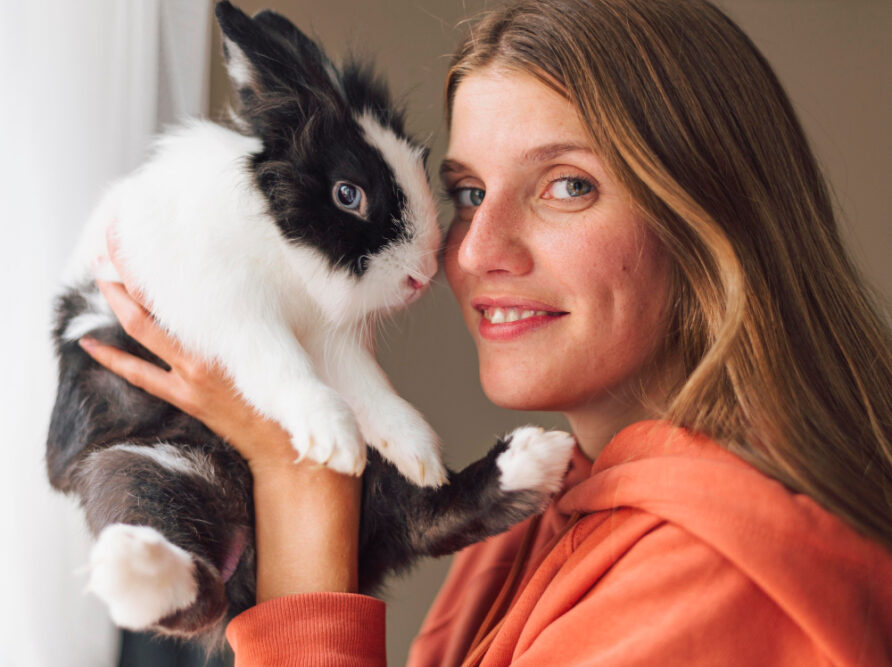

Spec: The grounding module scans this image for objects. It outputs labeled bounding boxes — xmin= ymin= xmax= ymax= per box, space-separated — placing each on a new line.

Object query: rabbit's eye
xmin=333 ymin=181 xmax=368 ymax=218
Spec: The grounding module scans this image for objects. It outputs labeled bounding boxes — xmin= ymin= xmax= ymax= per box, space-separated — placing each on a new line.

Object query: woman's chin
xmin=479 ymin=371 xmax=566 ymax=413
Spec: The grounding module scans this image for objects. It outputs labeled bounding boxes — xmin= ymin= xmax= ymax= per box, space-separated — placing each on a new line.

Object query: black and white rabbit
xmin=46 ymin=0 xmax=575 ymax=643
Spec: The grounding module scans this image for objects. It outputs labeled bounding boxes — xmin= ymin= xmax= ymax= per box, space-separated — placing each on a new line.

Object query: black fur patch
xmin=217 ymin=1 xmax=416 ymax=276
xmin=248 ymin=111 xmax=411 ymax=276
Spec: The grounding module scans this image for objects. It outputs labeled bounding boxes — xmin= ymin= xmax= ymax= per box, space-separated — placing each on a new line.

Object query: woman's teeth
xmin=483 ymin=307 xmax=551 ymax=324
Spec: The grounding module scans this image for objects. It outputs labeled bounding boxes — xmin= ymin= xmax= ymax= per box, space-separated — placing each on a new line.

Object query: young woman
xmin=81 ymin=0 xmax=892 ymax=664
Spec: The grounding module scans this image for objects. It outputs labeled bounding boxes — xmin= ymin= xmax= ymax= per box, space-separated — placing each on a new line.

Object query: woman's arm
xmin=81 ymin=244 xmax=362 ymax=602
xmin=249 ymin=450 xmax=360 ymax=600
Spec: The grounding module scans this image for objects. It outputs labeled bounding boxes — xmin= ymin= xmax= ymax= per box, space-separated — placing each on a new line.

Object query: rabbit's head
xmin=216 ymin=1 xmax=441 ymax=326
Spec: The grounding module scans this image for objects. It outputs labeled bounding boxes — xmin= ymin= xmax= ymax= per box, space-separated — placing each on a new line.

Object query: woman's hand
xmin=79 ymin=228 xmax=361 ymax=599
xmin=81 ymin=278 xmax=298 ymax=471
xmin=81 ymin=232 xmax=294 ymax=471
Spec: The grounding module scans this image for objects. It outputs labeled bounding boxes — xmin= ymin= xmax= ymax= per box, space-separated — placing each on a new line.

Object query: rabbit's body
xmin=46 ymin=1 xmax=576 ymax=645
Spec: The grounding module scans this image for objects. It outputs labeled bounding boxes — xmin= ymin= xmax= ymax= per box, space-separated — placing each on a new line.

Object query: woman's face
xmin=442 ymin=68 xmax=673 ymax=421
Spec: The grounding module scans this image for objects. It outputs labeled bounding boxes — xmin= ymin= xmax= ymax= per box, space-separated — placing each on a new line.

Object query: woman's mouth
xmin=473 ymin=299 xmax=568 ymax=341
xmin=481 ymin=307 xmax=557 ymax=323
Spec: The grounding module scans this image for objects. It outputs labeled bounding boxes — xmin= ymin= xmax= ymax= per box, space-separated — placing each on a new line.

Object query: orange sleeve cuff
xmin=226 ymin=592 xmax=386 ymax=667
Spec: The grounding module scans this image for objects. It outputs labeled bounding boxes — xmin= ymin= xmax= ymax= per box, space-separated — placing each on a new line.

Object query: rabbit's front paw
xmin=287 ymin=387 xmax=366 ymax=476
xmin=358 ymin=398 xmax=446 ymax=487
xmin=497 ymin=427 xmax=576 ymax=496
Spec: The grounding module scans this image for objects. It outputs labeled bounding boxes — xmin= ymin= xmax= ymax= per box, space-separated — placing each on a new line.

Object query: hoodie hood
xmin=557 ymin=421 xmax=892 ymax=666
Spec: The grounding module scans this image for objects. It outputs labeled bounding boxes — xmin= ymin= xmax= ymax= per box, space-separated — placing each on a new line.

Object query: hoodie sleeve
xmin=225 ymin=592 xmax=386 ymax=666
xmin=506 ymin=521 xmax=826 ymax=667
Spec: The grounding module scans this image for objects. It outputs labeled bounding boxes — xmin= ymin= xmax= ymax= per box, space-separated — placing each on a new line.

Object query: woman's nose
xmin=456 ymin=194 xmax=533 ymax=277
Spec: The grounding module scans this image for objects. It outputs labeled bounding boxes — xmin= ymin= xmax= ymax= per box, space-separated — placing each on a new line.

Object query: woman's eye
xmin=544 ymin=177 xmax=594 ymax=200
xmin=333 ymin=181 xmax=368 ymax=218
xmin=452 ymin=187 xmax=485 ymax=208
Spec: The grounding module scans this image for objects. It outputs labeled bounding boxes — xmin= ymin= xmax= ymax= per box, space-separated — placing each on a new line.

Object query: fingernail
xmin=91 ymin=255 xmax=123 ymax=284
xmin=79 ymin=337 xmax=97 ymax=351
xmin=90 ymin=255 xmax=107 ymax=273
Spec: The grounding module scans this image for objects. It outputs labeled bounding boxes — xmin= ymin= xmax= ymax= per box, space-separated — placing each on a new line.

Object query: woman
xmin=81 ymin=0 xmax=892 ymax=664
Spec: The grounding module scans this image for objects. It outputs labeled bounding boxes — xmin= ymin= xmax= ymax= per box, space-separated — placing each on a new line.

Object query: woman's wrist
xmin=220 ymin=410 xmax=361 ymax=601
xmin=251 ymin=459 xmax=362 ymax=602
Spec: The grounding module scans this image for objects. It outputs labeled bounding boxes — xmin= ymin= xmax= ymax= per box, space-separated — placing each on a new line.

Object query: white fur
xmin=497 ymin=427 xmax=576 ymax=495
xmin=62 ymin=289 xmax=116 ymax=341
xmin=67 ymin=119 xmax=445 ymax=485
xmin=304 ymin=322 xmax=446 ymax=486
xmin=221 ymin=39 xmax=253 ymax=90
xmin=108 ymin=443 xmax=216 ymax=484
xmin=356 ymin=111 xmax=440 ymax=282
xmin=87 ymin=524 xmax=197 ymax=630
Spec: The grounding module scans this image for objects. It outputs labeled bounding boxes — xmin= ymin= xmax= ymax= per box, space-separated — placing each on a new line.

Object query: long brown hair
xmin=446 ymin=0 xmax=892 ymax=549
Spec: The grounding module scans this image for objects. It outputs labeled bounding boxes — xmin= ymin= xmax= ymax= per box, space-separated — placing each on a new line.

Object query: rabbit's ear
xmin=214 ymin=2 xmax=341 ymax=131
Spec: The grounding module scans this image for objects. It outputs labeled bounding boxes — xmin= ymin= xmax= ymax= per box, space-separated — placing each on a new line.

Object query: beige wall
xmin=207 ymin=2 xmax=891 ymax=663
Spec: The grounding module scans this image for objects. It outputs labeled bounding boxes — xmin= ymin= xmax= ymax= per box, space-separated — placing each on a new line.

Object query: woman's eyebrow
xmin=521 ymin=142 xmax=592 ymax=163
xmin=438 ymin=143 xmax=595 ymax=183
xmin=439 ymin=159 xmax=465 ymax=179
xmin=439 ymin=143 xmax=594 ymax=179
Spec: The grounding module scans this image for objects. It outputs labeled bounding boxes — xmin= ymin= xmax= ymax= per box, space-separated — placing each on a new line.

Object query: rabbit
xmin=45 ymin=0 xmax=577 ymax=646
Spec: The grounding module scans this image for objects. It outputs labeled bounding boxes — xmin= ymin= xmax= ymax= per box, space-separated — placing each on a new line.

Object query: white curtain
xmin=0 ymin=2 xmax=211 ymax=665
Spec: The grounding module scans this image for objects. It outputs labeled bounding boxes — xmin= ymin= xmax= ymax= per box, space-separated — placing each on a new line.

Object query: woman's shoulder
xmin=414 ymin=421 xmax=892 ymax=665
xmin=547 ymin=420 xmax=892 ymax=665
xmin=511 ymin=509 xmax=830 ymax=666
xmin=562 ymin=421 xmax=890 ymax=573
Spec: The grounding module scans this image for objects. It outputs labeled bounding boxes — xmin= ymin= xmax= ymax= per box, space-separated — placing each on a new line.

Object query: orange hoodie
xmin=226 ymin=421 xmax=892 ymax=666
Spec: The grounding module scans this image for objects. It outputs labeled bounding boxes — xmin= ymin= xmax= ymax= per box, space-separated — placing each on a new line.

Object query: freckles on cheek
xmin=622 ymin=246 xmax=674 ymax=336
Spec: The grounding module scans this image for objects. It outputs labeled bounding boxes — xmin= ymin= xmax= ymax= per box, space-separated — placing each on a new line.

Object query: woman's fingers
xmin=94 ymin=279 xmax=184 ymax=367
xmin=93 ymin=225 xmax=301 ymax=465
xmin=79 ymin=336 xmax=179 ymax=406
xmin=98 ymin=226 xmax=204 ymax=383
xmin=89 ymin=278 xmax=234 ymax=422
xmin=105 ymin=223 xmax=146 ymax=304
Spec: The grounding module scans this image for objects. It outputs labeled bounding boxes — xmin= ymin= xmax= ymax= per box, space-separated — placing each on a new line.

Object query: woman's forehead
xmin=444 ymin=69 xmax=592 ymax=166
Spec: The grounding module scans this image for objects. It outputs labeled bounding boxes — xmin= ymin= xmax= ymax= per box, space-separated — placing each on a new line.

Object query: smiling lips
xmin=482 ymin=307 xmax=555 ymax=323
xmin=473 ymin=298 xmax=568 ymax=340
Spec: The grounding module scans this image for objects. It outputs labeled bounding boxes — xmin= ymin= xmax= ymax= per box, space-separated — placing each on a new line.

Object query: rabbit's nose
xmin=404 ymin=275 xmax=429 ymax=305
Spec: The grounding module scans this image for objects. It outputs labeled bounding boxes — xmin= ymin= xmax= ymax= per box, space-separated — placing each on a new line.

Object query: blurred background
xmin=0 ymin=1 xmax=889 ymax=665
